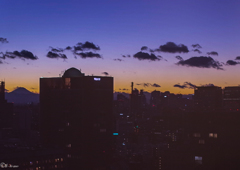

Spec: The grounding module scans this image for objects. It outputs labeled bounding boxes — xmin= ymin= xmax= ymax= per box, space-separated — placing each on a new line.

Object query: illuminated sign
xmin=113 ymin=133 xmax=118 ymax=135
xmin=94 ymin=78 xmax=101 ymax=81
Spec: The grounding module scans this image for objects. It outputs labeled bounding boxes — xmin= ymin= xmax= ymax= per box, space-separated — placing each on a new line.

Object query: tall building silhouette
xmin=194 ymin=86 xmax=222 ymax=111
xmin=40 ymin=68 xmax=114 ymax=169
xmin=223 ymin=86 xmax=240 ymax=111
xmin=0 ymin=81 xmax=13 ymax=129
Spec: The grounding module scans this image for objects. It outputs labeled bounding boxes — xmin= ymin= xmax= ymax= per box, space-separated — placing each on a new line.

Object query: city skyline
xmin=0 ymin=0 xmax=240 ymax=94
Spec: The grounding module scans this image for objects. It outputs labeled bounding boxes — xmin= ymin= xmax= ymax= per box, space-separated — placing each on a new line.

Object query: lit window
xmin=65 ymin=78 xmax=71 ymax=87
xmin=67 ymin=154 xmax=71 ymax=158
xmin=66 ymin=122 xmax=70 ymax=126
xmin=213 ymin=133 xmax=217 ymax=138
xmin=55 ymin=165 xmax=57 ymax=168
xmin=193 ymin=133 xmax=201 ymax=137
xmin=60 ymin=158 xmax=63 ymax=162
xmin=100 ymin=129 xmax=106 ymax=132
xmin=195 ymin=156 xmax=202 ymax=164
xmin=66 ymin=144 xmax=71 ymax=148
xmin=94 ymin=78 xmax=101 ymax=81
xmin=209 ymin=133 xmax=213 ymax=137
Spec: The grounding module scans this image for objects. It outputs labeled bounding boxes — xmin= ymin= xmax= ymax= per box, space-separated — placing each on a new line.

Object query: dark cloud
xmin=226 ymin=60 xmax=239 ymax=66
xmin=141 ymin=46 xmax=148 ymax=51
xmin=173 ymin=82 xmax=196 ymax=89
xmin=176 ymin=56 xmax=223 ymax=70
xmin=201 ymin=83 xmax=215 ymax=87
xmin=102 ymin=72 xmax=109 ymax=76
xmin=46 ymin=51 xmax=67 ymax=59
xmin=173 ymin=84 xmax=186 ymax=89
xmin=122 ymin=54 xmax=131 ymax=58
xmin=74 ymin=52 xmax=102 ymax=59
xmin=114 ymin=58 xmax=123 ymax=62
xmin=152 ymin=83 xmax=161 ymax=87
xmin=49 ymin=46 xmax=64 ymax=53
xmin=0 ymin=37 xmax=8 ymax=43
xmin=122 ymin=88 xmax=129 ymax=91
xmin=65 ymin=46 xmax=72 ymax=50
xmin=207 ymin=51 xmax=218 ymax=56
xmin=75 ymin=41 xmax=100 ymax=51
xmin=235 ymin=56 xmax=240 ymax=60
xmin=137 ymin=83 xmax=161 ymax=88
xmin=176 ymin=56 xmax=183 ymax=61
xmin=192 ymin=44 xmax=202 ymax=48
xmin=158 ymin=42 xmax=189 ymax=53
xmin=0 ymin=60 xmax=2 ymax=64
xmin=133 ymin=52 xmax=161 ymax=61
xmin=193 ymin=49 xmax=202 ymax=54
xmin=4 ymin=50 xmax=38 ymax=60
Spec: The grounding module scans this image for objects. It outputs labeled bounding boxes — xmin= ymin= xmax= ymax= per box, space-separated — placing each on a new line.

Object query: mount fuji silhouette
xmin=5 ymin=87 xmax=39 ymax=104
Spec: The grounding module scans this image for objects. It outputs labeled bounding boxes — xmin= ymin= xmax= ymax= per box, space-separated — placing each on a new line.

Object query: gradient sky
xmin=0 ymin=0 xmax=240 ymax=94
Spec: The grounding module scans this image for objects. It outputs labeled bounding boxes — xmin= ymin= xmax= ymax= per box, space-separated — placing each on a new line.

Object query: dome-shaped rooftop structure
xmin=62 ymin=67 xmax=85 ymax=77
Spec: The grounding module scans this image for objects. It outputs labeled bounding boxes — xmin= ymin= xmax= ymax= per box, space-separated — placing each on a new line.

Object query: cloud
xmin=176 ymin=56 xmax=223 ymax=70
xmin=133 ymin=52 xmax=161 ymax=61
xmin=158 ymin=42 xmax=189 ymax=53
xmin=74 ymin=41 xmax=100 ymax=51
xmin=201 ymin=83 xmax=215 ymax=87
xmin=226 ymin=60 xmax=239 ymax=66
xmin=141 ymin=46 xmax=148 ymax=51
xmin=173 ymin=84 xmax=186 ymax=89
xmin=0 ymin=60 xmax=2 ymax=64
xmin=176 ymin=55 xmax=183 ymax=61
xmin=65 ymin=46 xmax=72 ymax=50
xmin=152 ymin=83 xmax=161 ymax=87
xmin=74 ymin=52 xmax=102 ymax=59
xmin=122 ymin=54 xmax=131 ymax=58
xmin=193 ymin=49 xmax=202 ymax=54
xmin=46 ymin=51 xmax=67 ymax=59
xmin=235 ymin=56 xmax=240 ymax=60
xmin=137 ymin=83 xmax=161 ymax=88
xmin=102 ymin=72 xmax=109 ymax=76
xmin=173 ymin=82 xmax=196 ymax=89
xmin=49 ymin=46 xmax=64 ymax=53
xmin=122 ymin=88 xmax=129 ymax=91
xmin=192 ymin=44 xmax=202 ymax=48
xmin=4 ymin=50 xmax=38 ymax=60
xmin=207 ymin=51 xmax=218 ymax=56
xmin=0 ymin=37 xmax=8 ymax=43
xmin=114 ymin=58 xmax=123 ymax=62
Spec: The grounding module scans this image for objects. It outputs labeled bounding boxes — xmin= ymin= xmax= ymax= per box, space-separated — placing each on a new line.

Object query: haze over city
xmin=0 ymin=0 xmax=240 ymax=94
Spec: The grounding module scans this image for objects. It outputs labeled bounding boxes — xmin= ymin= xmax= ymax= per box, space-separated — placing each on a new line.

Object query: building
xmin=223 ymin=86 xmax=240 ymax=111
xmin=0 ymin=81 xmax=13 ymax=129
xmin=194 ymin=86 xmax=222 ymax=111
xmin=40 ymin=68 xmax=114 ymax=169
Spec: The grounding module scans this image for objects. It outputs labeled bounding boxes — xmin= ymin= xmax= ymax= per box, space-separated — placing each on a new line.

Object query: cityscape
xmin=1 ymin=0 xmax=240 ymax=169
xmin=1 ymin=68 xmax=240 ymax=169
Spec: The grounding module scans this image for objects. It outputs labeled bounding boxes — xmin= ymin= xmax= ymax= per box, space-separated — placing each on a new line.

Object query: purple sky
xmin=0 ymin=0 xmax=240 ymax=94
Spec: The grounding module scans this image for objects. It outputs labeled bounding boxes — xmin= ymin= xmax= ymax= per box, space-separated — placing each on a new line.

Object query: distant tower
xmin=0 ymin=81 xmax=5 ymax=102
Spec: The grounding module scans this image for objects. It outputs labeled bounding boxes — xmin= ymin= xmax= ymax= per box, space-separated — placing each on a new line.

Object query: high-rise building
xmin=40 ymin=68 xmax=114 ymax=169
xmin=0 ymin=81 xmax=13 ymax=129
xmin=194 ymin=86 xmax=222 ymax=111
xmin=223 ymin=86 xmax=240 ymax=111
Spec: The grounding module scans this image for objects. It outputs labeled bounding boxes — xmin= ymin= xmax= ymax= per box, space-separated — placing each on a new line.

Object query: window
xmin=100 ymin=129 xmax=106 ymax=132
xmin=66 ymin=144 xmax=71 ymax=148
xmin=94 ymin=78 xmax=101 ymax=81
xmin=213 ymin=133 xmax=217 ymax=138
xmin=195 ymin=156 xmax=202 ymax=164
xmin=199 ymin=139 xmax=205 ymax=144
xmin=193 ymin=133 xmax=200 ymax=137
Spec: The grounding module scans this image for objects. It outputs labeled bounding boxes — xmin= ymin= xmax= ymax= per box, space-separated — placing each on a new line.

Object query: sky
xmin=0 ymin=0 xmax=240 ymax=94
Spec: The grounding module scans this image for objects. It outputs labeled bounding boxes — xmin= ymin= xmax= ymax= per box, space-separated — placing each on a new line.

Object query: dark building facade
xmin=223 ymin=86 xmax=240 ymax=111
xmin=40 ymin=68 xmax=114 ymax=169
xmin=0 ymin=81 xmax=13 ymax=129
xmin=194 ymin=86 xmax=222 ymax=111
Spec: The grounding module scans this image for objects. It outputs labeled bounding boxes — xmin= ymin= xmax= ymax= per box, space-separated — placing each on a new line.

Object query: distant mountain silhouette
xmin=5 ymin=87 xmax=39 ymax=104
